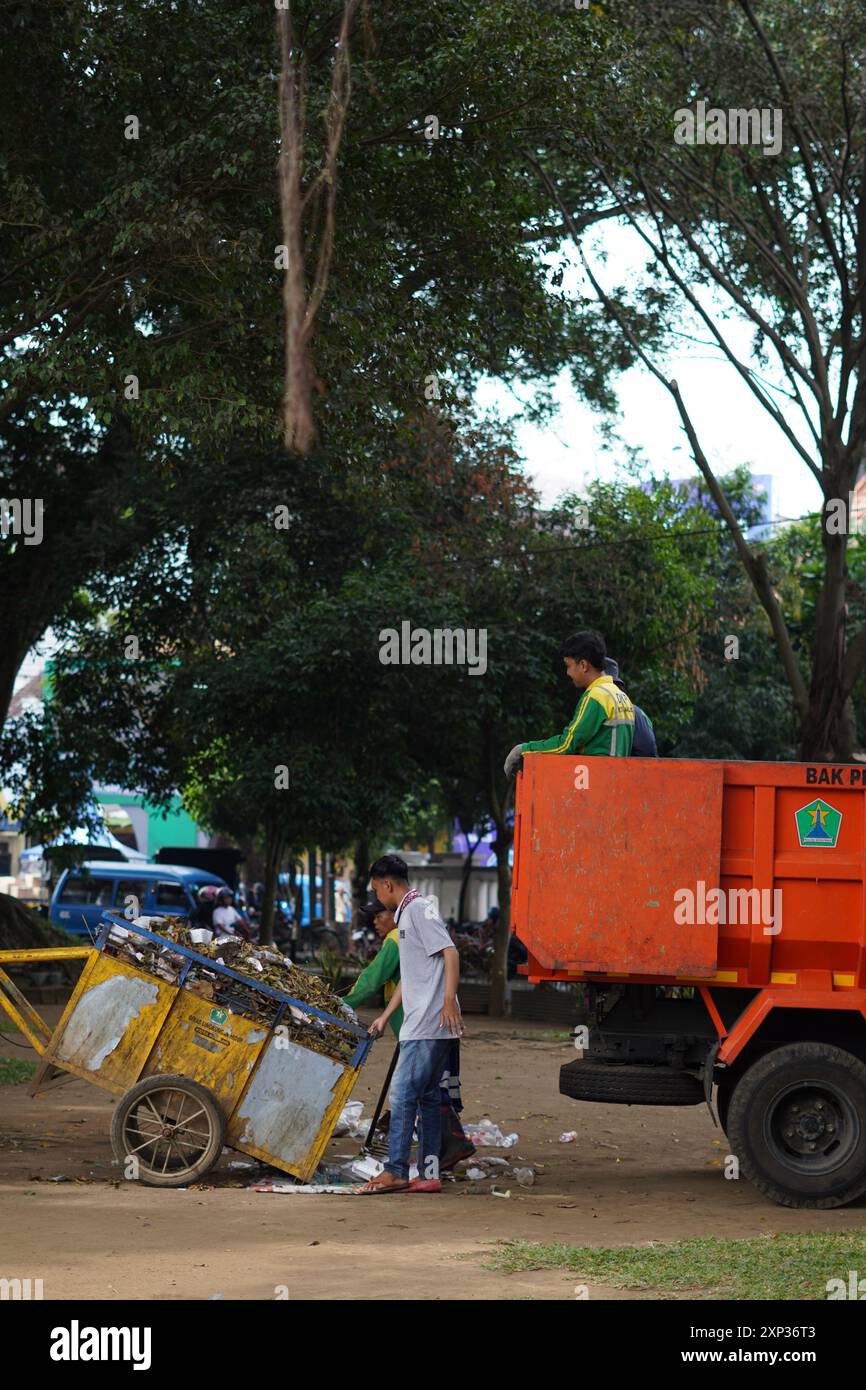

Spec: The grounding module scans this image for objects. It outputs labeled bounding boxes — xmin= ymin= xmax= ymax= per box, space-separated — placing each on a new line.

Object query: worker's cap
xmin=367 ymin=898 xmax=390 ymax=917
xmin=603 ymin=656 xmax=626 ymax=689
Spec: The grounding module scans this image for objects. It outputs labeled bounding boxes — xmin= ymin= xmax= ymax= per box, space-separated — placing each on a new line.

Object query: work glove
xmin=504 ymin=742 xmax=525 ymax=779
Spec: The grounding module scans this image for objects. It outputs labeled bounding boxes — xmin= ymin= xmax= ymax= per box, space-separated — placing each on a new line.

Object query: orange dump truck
xmin=511 ymin=754 xmax=866 ymax=1208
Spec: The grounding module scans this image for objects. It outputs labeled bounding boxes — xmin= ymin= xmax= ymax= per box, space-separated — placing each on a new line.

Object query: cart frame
xmin=0 ymin=915 xmax=373 ymax=1184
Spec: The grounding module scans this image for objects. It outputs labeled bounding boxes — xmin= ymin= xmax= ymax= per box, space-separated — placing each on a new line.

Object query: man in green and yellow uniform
xmin=504 ymin=629 xmax=634 ymax=776
xmin=344 ymin=900 xmax=402 ymax=1035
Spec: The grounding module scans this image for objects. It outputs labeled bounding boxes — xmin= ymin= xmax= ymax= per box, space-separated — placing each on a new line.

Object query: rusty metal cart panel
xmin=42 ymin=950 xmax=178 ymax=1093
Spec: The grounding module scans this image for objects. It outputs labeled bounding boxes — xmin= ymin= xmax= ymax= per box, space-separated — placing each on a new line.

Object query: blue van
xmin=50 ymin=861 xmax=227 ymax=940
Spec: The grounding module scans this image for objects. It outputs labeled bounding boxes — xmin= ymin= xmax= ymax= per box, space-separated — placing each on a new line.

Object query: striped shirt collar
xmin=395 ymin=888 xmax=422 ymax=924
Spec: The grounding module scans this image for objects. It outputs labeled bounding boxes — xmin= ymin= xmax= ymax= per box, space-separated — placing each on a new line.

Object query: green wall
xmin=94 ymin=791 xmax=198 ymax=858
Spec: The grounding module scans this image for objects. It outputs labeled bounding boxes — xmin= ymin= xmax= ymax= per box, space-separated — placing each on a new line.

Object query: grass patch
xmin=484 ymin=1233 xmax=866 ymax=1300
xmin=511 ymin=1029 xmax=571 ymax=1042
xmin=0 ymin=1055 xmax=37 ymax=1084
xmin=0 ymin=1019 xmax=22 ymax=1034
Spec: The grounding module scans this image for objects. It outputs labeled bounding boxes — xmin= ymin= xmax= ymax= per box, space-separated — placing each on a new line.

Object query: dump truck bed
xmin=513 ymin=755 xmax=866 ymax=992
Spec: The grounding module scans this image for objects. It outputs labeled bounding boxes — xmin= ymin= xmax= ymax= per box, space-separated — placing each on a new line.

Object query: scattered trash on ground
xmin=253 ymin=1181 xmax=354 ymax=1194
xmin=342 ymin=1154 xmax=383 ymax=1183
xmin=559 ymin=1131 xmax=578 ymax=1143
xmin=333 ymin=1101 xmax=371 ymax=1141
xmin=456 ymin=1152 xmax=536 ymax=1189
xmin=463 ymin=1119 xmax=518 ymax=1148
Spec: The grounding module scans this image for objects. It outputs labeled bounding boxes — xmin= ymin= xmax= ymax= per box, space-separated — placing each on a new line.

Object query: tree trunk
xmin=0 ymin=632 xmax=33 ymax=727
xmin=800 ymin=684 xmax=858 ymax=762
xmin=350 ymin=836 xmax=369 ymax=919
xmin=799 ymin=521 xmax=857 ymax=760
xmin=481 ymin=718 xmax=512 ymax=1017
xmin=308 ymin=846 xmax=318 ymax=919
xmin=287 ymin=856 xmax=304 ymax=929
xmin=294 ymin=862 xmax=304 ymax=925
xmin=322 ymin=852 xmax=333 ymax=925
xmin=260 ymin=824 xmax=284 ymax=947
xmin=457 ymin=832 xmax=482 ymax=925
xmin=488 ymin=819 xmax=513 ymax=1017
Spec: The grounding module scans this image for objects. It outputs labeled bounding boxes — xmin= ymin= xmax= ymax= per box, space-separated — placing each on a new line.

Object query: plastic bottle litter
xmin=513 ymin=1167 xmax=535 ymax=1187
xmin=463 ymin=1120 xmax=519 ymax=1148
xmin=559 ymin=1131 xmax=579 ymax=1143
xmin=465 ymin=1167 xmax=489 ymax=1181
xmin=314 ymin=1162 xmax=355 ymax=1186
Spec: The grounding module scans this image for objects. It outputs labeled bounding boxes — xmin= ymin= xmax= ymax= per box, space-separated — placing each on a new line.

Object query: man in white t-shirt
xmin=212 ymin=889 xmax=244 ymax=941
xmin=357 ymin=855 xmax=462 ymax=1195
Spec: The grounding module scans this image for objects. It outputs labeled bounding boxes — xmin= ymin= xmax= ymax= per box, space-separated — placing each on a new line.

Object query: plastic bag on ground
xmin=333 ymin=1100 xmax=365 ymax=1137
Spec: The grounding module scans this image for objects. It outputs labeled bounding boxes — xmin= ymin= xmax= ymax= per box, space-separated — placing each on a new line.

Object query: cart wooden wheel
xmin=111 ymin=1075 xmax=226 ymax=1188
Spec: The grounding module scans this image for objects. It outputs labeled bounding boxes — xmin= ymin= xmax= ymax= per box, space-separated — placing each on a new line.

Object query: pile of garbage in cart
xmin=103 ymin=914 xmax=359 ymax=1063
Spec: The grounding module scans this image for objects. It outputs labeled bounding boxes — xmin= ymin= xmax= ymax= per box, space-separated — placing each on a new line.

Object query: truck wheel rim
xmin=765 ymin=1080 xmax=860 ymax=1176
xmin=122 ymin=1087 xmax=216 ymax=1179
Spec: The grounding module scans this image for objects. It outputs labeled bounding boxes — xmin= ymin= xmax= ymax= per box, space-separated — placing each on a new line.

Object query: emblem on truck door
xmin=795 ymin=798 xmax=842 ymax=847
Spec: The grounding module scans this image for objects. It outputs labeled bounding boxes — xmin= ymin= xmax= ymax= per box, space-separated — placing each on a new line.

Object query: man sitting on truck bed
xmin=504 ymin=630 xmax=634 ymax=777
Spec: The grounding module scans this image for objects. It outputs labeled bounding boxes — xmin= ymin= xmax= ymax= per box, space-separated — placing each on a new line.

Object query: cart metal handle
xmin=0 ymin=946 xmax=92 ymax=1054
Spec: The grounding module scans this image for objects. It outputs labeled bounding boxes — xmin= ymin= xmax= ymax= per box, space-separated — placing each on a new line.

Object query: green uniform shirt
xmin=343 ymin=929 xmax=403 ymax=1037
xmin=523 ymin=674 xmax=635 ymax=757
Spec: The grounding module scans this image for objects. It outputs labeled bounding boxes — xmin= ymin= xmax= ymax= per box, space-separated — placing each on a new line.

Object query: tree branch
xmin=524 ymin=151 xmax=809 ymax=719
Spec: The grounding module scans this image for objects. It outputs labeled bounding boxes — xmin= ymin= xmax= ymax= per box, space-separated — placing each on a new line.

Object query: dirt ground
xmin=2 ymin=1008 xmax=866 ymax=1300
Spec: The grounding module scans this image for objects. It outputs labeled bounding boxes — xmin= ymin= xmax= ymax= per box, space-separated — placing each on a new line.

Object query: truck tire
xmin=111 ymin=1074 xmax=226 ymax=1188
xmin=559 ymin=1058 xmax=704 ymax=1106
xmin=715 ymin=1083 xmax=733 ymax=1135
xmin=726 ymin=1042 xmax=866 ymax=1209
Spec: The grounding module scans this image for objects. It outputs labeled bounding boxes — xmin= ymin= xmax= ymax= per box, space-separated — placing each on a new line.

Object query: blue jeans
xmin=385 ymin=1039 xmax=451 ymax=1182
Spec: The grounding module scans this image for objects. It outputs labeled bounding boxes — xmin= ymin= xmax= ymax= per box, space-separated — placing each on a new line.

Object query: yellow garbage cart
xmin=0 ymin=913 xmax=373 ymax=1187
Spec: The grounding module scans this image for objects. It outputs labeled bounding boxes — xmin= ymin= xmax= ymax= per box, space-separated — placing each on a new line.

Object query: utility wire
xmin=415 ymin=508 xmax=825 ymax=570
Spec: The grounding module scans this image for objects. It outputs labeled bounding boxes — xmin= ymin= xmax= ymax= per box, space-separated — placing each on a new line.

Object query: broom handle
xmin=365 ymin=1041 xmax=400 ymax=1149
